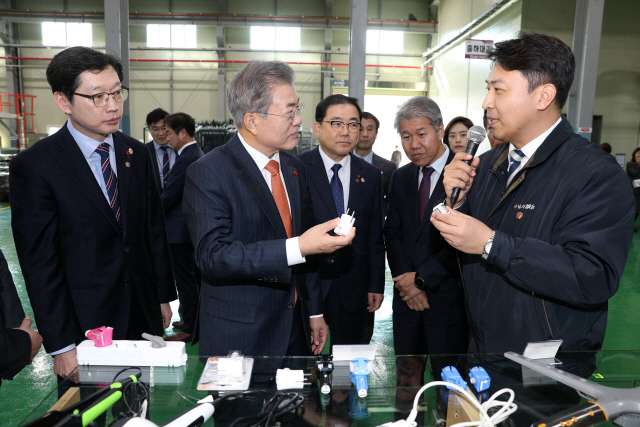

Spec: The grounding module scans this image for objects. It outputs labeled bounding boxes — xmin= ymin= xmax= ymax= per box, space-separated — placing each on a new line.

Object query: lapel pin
xmin=125 ymin=162 xmax=131 ymax=167
xmin=126 ymin=148 xmax=133 ymax=156
xmin=361 ymin=177 xmax=365 ymax=182
xmin=293 ymin=170 xmax=298 ymax=176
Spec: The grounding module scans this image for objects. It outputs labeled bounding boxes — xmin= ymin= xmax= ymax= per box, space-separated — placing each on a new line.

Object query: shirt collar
xmin=353 ymin=150 xmax=374 ymax=164
xmin=67 ymin=119 xmax=114 ymax=159
xmin=511 ymin=117 xmax=562 ymax=159
xmin=238 ymin=132 xmax=281 ymax=171
xmin=178 ymin=141 xmax=197 ymax=156
xmin=421 ymin=143 xmax=449 ymax=175
xmin=318 ymin=145 xmax=350 ymax=174
xmin=153 ymin=140 xmax=169 ymax=151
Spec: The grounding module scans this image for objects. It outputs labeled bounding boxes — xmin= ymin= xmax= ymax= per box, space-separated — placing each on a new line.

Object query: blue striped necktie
xmin=161 ymin=146 xmax=170 ymax=187
xmin=507 ymin=148 xmax=525 ymax=185
xmin=330 ymin=163 xmax=344 ymax=216
xmin=95 ymin=143 xmax=122 ymax=227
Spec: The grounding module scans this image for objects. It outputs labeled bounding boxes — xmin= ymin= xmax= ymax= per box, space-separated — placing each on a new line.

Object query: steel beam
xmin=567 ymin=0 xmax=605 ymax=141
xmin=104 ymin=0 xmax=131 ymax=135
xmin=348 ymin=0 xmax=367 ymax=107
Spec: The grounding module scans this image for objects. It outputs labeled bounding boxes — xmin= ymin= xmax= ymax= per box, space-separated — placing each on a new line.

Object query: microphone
xmin=449 ymin=125 xmax=486 ymax=208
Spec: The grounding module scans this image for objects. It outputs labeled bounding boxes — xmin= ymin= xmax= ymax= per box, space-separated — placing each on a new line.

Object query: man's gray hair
xmin=394 ymin=96 xmax=443 ymax=133
xmin=227 ymin=60 xmax=296 ymax=128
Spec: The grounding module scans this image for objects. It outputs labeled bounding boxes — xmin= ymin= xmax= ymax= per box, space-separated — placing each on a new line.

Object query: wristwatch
xmin=414 ymin=272 xmax=427 ymax=291
xmin=482 ymin=231 xmax=496 ymax=260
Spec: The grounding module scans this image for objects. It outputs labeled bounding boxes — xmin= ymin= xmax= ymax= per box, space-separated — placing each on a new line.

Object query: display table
xmin=17 ymin=351 xmax=640 ymax=427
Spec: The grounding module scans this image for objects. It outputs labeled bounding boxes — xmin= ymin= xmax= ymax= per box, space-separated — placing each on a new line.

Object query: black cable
xmin=111 ymin=367 xmax=149 ymax=418
xmin=214 ymin=390 xmax=304 ymax=427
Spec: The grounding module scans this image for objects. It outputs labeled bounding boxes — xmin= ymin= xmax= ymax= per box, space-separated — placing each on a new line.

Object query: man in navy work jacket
xmin=431 ymin=32 xmax=635 ymax=374
xmin=183 ymin=60 xmax=355 ymax=359
xmin=298 ymin=94 xmax=385 ymax=345
xmin=384 ymin=96 xmax=467 ymax=376
xmin=9 ymin=47 xmax=176 ymax=380
xmin=161 ymin=112 xmax=204 ymax=343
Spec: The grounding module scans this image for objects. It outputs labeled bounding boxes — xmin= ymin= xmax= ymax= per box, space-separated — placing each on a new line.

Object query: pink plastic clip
xmin=85 ymin=326 xmax=113 ymax=347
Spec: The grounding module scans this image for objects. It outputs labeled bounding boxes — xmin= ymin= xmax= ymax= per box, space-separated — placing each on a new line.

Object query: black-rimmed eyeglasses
xmin=321 ymin=120 xmax=362 ymax=133
xmin=73 ymin=87 xmax=129 ymax=107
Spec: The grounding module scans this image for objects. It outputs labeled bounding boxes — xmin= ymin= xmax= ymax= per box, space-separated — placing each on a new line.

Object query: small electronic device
xmin=197 ymin=351 xmax=254 ymax=390
xmin=316 ymin=355 xmax=334 ymax=394
xmin=334 ymin=208 xmax=355 ymax=236
xmin=432 ymin=202 xmax=450 ymax=215
xmin=350 ymin=358 xmax=372 ymax=398
xmin=76 ymin=338 xmax=186 ymax=367
xmin=468 ymin=366 xmax=491 ymax=392
xmin=276 ymin=368 xmax=305 ymax=390
xmin=441 ymin=366 xmax=467 ymax=391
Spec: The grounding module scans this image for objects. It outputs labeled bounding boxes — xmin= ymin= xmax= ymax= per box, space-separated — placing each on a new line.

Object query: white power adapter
xmin=334 ymin=209 xmax=355 ymax=236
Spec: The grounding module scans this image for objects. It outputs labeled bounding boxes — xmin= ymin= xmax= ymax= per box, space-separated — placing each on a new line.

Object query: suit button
xmin=287 ymin=303 xmax=293 ymax=309
xmin=329 ymin=259 xmax=335 ymax=264
xmin=124 ymin=246 xmax=130 ymax=253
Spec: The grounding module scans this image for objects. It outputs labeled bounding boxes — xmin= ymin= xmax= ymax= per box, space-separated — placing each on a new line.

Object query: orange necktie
xmin=265 ymin=160 xmax=297 ymax=302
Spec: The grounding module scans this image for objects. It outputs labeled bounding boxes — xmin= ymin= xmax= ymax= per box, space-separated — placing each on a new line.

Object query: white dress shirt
xmin=238 ymin=133 xmax=305 ymax=267
xmin=177 ymin=140 xmax=197 ymax=156
xmin=353 ymin=150 xmax=374 ymax=164
xmin=507 ymin=117 xmax=562 ymax=185
xmin=318 ymin=146 xmax=351 ymax=210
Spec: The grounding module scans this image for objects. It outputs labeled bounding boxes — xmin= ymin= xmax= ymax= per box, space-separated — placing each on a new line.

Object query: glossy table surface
xmin=17 ymin=351 xmax=640 ymax=427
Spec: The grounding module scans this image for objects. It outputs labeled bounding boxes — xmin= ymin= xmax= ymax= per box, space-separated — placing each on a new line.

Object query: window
xmin=47 ymin=125 xmax=61 ymax=136
xmin=147 ymin=24 xmax=197 ymax=48
xmin=366 ymin=30 xmax=403 ymax=54
xmin=42 ymin=22 xmax=93 ymax=47
xmin=250 ymin=26 xmax=300 ymax=51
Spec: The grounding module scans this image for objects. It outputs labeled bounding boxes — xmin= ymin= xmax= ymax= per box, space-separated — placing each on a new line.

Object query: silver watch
xmin=482 ymin=231 xmax=495 ymax=260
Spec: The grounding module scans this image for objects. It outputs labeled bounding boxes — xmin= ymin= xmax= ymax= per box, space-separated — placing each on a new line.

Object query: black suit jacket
xmin=145 ymin=141 xmax=163 ymax=193
xmin=161 ymin=143 xmax=204 ymax=244
xmin=372 ymin=152 xmax=397 ymax=220
xmin=298 ymin=149 xmax=385 ymax=312
xmin=383 ymin=150 xmax=465 ymax=324
xmin=10 ymin=123 xmax=177 ymax=353
xmin=183 ymin=135 xmax=320 ymax=357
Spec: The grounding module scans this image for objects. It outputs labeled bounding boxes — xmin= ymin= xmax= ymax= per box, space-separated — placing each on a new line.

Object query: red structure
xmin=0 ymin=92 xmax=37 ymax=152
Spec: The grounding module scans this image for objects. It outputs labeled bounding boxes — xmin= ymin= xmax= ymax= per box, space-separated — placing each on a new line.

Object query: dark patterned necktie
xmin=95 ymin=143 xmax=121 ymax=227
xmin=161 ymin=146 xmax=170 ymax=187
xmin=507 ymin=149 xmax=525 ymax=185
xmin=330 ymin=163 xmax=344 ymax=216
xmin=418 ymin=166 xmax=434 ymax=222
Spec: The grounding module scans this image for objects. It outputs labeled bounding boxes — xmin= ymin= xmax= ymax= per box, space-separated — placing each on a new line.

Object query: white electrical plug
xmin=334 ymin=208 xmax=355 ymax=236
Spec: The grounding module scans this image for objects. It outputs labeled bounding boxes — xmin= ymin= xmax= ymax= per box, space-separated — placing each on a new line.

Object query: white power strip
xmin=76 ymin=339 xmax=187 ymax=366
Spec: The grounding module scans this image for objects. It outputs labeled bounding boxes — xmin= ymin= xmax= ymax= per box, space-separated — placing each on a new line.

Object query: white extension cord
xmin=377 ymin=381 xmax=517 ymax=427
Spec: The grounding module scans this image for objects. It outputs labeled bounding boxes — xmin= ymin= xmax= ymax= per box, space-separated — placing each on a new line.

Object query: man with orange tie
xmin=183 ymin=60 xmax=355 ymax=358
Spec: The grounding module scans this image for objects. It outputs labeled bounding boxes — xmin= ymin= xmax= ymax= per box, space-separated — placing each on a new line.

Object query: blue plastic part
xmin=469 ymin=366 xmax=491 ymax=392
xmin=441 ymin=366 xmax=467 ymax=391
xmin=350 ymin=358 xmax=371 ymax=397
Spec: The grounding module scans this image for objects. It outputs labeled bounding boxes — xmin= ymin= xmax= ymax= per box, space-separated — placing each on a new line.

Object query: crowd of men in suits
xmin=3 ymin=31 xmax=636 ymax=385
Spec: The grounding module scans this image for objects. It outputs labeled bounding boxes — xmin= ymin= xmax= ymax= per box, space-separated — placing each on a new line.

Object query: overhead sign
xmin=465 ymin=39 xmax=493 ymax=59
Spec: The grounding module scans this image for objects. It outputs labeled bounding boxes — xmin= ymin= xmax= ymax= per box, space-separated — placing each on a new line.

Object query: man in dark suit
xmin=161 ymin=113 xmax=204 ymax=343
xmin=354 ymin=111 xmax=397 ymax=220
xmin=384 ymin=96 xmax=467 ymax=376
xmin=183 ymin=60 xmax=355 ymax=359
xmin=9 ymin=47 xmax=176 ymax=380
xmin=298 ymin=95 xmax=385 ymax=345
xmin=353 ymin=110 xmax=397 ymax=344
xmin=144 ymin=108 xmax=175 ymax=193
xmin=0 ymin=248 xmax=42 ymax=388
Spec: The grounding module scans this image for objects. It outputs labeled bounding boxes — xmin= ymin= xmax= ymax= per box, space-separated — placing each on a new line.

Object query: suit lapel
xmin=228 ymin=137 xmax=289 ymax=239
xmin=114 ymin=134 xmax=131 ymax=238
xmin=347 ymin=154 xmax=363 ymax=212
xmin=306 ymin=148 xmax=339 ymax=217
xmin=404 ymin=165 xmax=420 ymax=231
xmin=280 ymin=155 xmax=301 ymax=235
xmin=54 ymin=125 xmax=121 ymax=233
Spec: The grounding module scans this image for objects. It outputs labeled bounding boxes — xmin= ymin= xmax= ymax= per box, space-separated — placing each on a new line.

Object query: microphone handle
xmin=449 ymin=157 xmax=474 ymax=208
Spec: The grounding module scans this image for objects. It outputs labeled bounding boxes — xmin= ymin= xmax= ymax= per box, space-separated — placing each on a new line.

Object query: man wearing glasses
xmin=298 ymin=95 xmax=385 ymax=345
xmin=9 ymin=47 xmax=176 ymax=380
xmin=183 ymin=61 xmax=354 ymax=359
xmin=144 ymin=108 xmax=174 ymax=193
